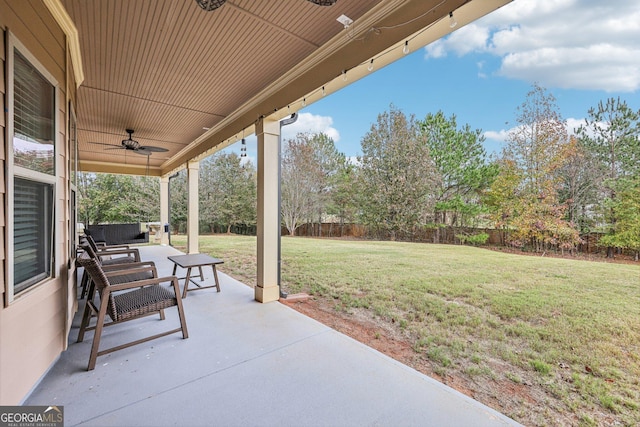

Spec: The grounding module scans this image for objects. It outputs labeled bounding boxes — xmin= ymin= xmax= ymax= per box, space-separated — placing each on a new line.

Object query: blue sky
xmin=227 ymin=0 xmax=640 ymax=161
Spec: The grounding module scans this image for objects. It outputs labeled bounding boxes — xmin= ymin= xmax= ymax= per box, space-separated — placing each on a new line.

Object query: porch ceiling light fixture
xmin=195 ymin=0 xmax=226 ymax=11
xmin=308 ymin=0 xmax=339 ymax=5
xmin=336 ymin=14 xmax=353 ymax=29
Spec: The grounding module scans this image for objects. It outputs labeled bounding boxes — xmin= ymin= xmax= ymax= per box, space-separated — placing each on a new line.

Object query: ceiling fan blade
xmin=88 ymin=141 xmax=122 ymax=148
xmin=139 ymin=145 xmax=169 ymax=152
xmin=132 ymin=149 xmax=171 ymax=160
xmin=133 ymin=148 xmax=154 ymax=156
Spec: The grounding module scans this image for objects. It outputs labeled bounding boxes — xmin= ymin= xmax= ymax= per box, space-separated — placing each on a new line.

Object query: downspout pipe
xmin=167 ymin=172 xmax=180 ymax=246
xmin=278 ymin=113 xmax=298 ymax=298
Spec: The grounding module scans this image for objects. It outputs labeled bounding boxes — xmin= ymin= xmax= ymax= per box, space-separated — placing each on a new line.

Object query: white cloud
xmin=347 ymin=156 xmax=361 ymax=166
xmin=566 ymin=117 xmax=586 ymax=135
xmin=424 ymin=0 xmax=640 ymax=92
xmin=483 ymin=129 xmax=510 ymax=143
xmin=424 ymin=40 xmax=447 ymax=58
xmin=425 ymin=23 xmax=491 ymax=58
xmin=281 ymin=112 xmax=340 ymax=142
xmin=219 ymin=112 xmax=341 ymax=161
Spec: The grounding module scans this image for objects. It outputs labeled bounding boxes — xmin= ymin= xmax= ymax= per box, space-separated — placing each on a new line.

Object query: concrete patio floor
xmin=25 ymin=245 xmax=521 ymax=426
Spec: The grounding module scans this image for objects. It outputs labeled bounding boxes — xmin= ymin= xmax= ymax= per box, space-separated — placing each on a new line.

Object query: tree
xmin=503 ymin=83 xmax=569 ymax=196
xmin=556 ymin=136 xmax=599 ymax=231
xmin=598 ymin=177 xmax=640 ymax=260
xmin=279 ymin=132 xmax=346 ymax=236
xmin=357 ymin=105 xmax=438 ymax=240
xmin=306 ymin=133 xmax=346 ymax=236
xmin=508 ymin=192 xmax=581 ymax=254
xmin=575 ymin=97 xmax=640 ymax=255
xmin=419 ymin=111 xmax=498 ymax=240
xmin=200 ymin=153 xmax=256 ymax=233
xmin=78 ymin=172 xmax=100 ymax=226
xmin=483 ymin=158 xmax=522 ymax=245
xmin=78 ymin=172 xmax=159 ymax=227
xmin=497 ymin=84 xmax=580 ymax=252
xmin=169 ymin=171 xmax=187 ymax=234
xmin=577 ymin=97 xmax=640 ymax=185
xmin=327 ymin=161 xmax=359 ymax=235
xmin=134 ymin=175 xmax=160 ymax=223
xmin=281 ymin=135 xmax=322 ymax=235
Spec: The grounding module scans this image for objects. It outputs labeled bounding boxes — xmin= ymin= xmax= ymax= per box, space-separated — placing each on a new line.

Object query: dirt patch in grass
xmin=281 ymin=298 xmax=480 ymax=388
xmin=281 ymin=295 xmax=581 ymax=427
xmin=284 ymin=297 xmax=423 ymax=370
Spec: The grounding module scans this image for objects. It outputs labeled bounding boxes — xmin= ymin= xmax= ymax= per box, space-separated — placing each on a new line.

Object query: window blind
xmin=14 ymin=178 xmax=53 ymax=292
xmin=13 ymin=50 xmax=55 ymax=175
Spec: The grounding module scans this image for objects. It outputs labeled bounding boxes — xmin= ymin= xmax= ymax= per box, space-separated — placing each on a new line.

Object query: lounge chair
xmin=78 ymin=237 xmax=141 ymax=299
xmin=76 ymin=252 xmax=188 ymax=370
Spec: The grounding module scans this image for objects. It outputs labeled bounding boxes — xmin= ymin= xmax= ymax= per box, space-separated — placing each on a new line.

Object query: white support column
xmin=187 ymin=160 xmax=200 ymax=254
xmin=160 ymin=176 xmax=170 ymax=246
xmin=255 ymin=117 xmax=281 ymax=303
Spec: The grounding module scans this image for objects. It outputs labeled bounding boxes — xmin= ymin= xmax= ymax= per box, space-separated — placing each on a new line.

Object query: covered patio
xmin=66 ymin=0 xmax=514 ymax=304
xmin=1 ymin=0 xmax=518 ymax=412
xmin=26 ymin=245 xmax=520 ymax=426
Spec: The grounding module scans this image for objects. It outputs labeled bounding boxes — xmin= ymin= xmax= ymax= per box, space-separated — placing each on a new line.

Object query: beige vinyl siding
xmin=1 ymin=25 xmax=6 ymax=306
xmin=4 ymin=0 xmax=66 ymax=84
xmin=0 ymin=0 xmax=74 ymax=405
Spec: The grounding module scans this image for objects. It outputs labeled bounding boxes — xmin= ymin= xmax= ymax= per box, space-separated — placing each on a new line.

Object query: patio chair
xmin=78 ymin=237 xmax=141 ymax=299
xmin=83 ymin=234 xmax=132 ymax=252
xmin=77 ymin=249 xmax=159 ymax=338
xmin=76 ymin=252 xmax=189 ymax=371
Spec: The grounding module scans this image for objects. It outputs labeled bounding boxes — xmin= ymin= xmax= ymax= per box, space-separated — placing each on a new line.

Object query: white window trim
xmin=6 ymin=31 xmax=60 ymax=304
xmin=69 ymin=104 xmax=78 ymax=261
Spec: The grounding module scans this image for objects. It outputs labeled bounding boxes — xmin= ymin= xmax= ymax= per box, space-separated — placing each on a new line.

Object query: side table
xmin=168 ymin=253 xmax=224 ymax=298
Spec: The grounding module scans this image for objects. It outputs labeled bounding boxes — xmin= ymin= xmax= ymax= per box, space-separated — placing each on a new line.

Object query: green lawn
xmin=171 ymin=234 xmax=640 ymax=426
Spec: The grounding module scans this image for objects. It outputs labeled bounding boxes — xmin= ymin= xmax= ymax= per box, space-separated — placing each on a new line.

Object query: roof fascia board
xmin=43 ymin=0 xmax=84 ymax=87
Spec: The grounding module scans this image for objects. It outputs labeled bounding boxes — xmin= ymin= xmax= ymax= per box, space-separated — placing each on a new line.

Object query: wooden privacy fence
xmin=292 ymin=223 xmax=502 ymax=244
xmin=291 ymin=223 xmax=614 ymax=255
xmin=186 ymin=221 xmax=618 ymax=256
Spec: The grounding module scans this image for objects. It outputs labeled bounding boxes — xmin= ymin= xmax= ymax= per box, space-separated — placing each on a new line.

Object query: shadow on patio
xmin=26 ymin=245 xmax=521 ymax=426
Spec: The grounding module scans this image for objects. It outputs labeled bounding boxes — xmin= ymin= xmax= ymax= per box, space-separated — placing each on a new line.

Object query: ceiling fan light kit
xmin=122 ymin=129 xmax=141 ymax=150
xmin=195 ymin=0 xmax=227 ymax=11
xmin=308 ymin=0 xmax=339 ymax=5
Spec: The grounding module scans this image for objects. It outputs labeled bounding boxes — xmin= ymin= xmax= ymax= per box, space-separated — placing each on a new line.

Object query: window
xmin=69 ymin=102 xmax=78 ymax=186
xmin=13 ymin=51 xmax=55 ymax=175
xmin=7 ymin=35 xmax=58 ymax=301
xmin=13 ymin=178 xmax=54 ymax=293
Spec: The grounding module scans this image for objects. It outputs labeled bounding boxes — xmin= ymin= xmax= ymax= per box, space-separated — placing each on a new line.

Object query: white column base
xmin=254 ymin=285 xmax=280 ymax=303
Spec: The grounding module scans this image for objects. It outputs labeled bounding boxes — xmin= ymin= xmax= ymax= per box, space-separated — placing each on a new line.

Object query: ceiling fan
xmin=90 ymin=129 xmax=169 ymax=156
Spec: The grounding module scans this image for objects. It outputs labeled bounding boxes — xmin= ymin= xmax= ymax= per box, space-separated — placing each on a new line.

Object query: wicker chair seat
xmin=112 ymin=284 xmax=178 ymax=322
xmin=101 ymin=256 xmax=137 ymax=266
xmin=107 ymin=268 xmax=154 ymax=285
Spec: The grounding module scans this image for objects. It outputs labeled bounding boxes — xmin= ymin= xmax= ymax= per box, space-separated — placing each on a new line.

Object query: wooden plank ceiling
xmin=62 ymin=0 xmax=509 ymax=176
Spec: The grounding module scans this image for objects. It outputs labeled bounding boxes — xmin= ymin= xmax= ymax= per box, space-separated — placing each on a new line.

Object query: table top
xmin=168 ymin=253 xmax=224 ymax=268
